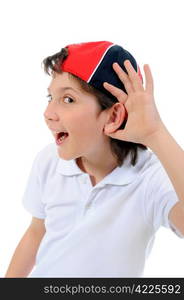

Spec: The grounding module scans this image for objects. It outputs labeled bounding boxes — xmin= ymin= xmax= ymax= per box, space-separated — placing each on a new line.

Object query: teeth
xmin=59 ymin=135 xmax=65 ymax=141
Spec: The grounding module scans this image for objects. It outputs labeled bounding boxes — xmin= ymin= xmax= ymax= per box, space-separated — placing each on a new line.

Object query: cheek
xmin=65 ymin=109 xmax=104 ymax=138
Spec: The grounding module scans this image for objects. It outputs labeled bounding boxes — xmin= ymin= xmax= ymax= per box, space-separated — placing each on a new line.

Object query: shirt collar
xmin=56 ymin=148 xmax=152 ymax=186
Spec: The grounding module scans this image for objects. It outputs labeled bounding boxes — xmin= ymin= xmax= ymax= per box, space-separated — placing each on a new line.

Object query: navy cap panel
xmin=88 ymin=45 xmax=137 ymax=102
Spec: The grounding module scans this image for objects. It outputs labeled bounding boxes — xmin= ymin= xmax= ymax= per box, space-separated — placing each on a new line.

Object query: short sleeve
xmin=144 ymin=162 xmax=184 ymax=239
xmin=22 ymin=151 xmax=46 ymax=219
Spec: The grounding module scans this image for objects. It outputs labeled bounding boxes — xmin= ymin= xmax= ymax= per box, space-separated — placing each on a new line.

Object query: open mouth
xmin=56 ymin=132 xmax=69 ymax=145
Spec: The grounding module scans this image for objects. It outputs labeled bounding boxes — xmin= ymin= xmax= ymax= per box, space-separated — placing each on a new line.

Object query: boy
xmin=5 ymin=41 xmax=184 ymax=277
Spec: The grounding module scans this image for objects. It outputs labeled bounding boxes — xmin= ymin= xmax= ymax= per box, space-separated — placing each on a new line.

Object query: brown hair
xmin=42 ymin=47 xmax=147 ymax=167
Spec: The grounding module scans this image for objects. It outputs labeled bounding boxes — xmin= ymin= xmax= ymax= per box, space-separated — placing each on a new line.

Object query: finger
xmin=124 ymin=60 xmax=144 ymax=91
xmin=144 ymin=64 xmax=154 ymax=94
xmin=112 ymin=62 xmax=134 ymax=94
xmin=103 ymin=82 xmax=128 ymax=103
xmin=106 ymin=129 xmax=128 ymax=142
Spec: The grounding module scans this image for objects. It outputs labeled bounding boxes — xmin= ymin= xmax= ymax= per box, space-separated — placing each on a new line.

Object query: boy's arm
xmin=4 ymin=217 xmax=46 ymax=278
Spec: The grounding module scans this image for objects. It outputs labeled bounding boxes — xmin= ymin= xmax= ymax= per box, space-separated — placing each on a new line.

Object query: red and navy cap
xmin=61 ymin=41 xmax=143 ymax=102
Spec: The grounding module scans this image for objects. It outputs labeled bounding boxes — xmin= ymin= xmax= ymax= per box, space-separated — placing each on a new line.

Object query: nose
xmin=43 ymin=105 xmax=58 ymax=122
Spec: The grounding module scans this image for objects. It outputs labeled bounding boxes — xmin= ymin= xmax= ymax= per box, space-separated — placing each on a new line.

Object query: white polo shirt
xmin=22 ymin=142 xmax=183 ymax=278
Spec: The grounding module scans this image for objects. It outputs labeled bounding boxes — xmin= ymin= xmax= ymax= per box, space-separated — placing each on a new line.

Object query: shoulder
xmin=36 ymin=142 xmax=58 ymax=162
xmin=138 ymin=148 xmax=167 ymax=179
xmin=135 ymin=149 xmax=176 ymax=194
xmin=134 ymin=148 xmax=159 ymax=178
xmin=33 ymin=142 xmax=60 ymax=178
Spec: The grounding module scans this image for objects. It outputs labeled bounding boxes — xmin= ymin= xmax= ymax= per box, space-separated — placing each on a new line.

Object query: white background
xmin=0 ymin=0 xmax=184 ymax=277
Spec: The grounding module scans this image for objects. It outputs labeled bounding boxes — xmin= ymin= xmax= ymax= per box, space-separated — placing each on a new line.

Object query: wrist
xmin=143 ymin=122 xmax=168 ymax=149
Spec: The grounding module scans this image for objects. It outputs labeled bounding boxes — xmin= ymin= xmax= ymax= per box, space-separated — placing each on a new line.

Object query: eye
xmin=46 ymin=94 xmax=52 ymax=103
xmin=63 ymin=96 xmax=74 ymax=104
xmin=46 ymin=94 xmax=74 ymax=104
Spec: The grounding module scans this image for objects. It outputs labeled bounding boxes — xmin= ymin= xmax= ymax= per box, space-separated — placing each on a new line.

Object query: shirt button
xmin=86 ymin=202 xmax=91 ymax=209
xmin=86 ymin=205 xmax=94 ymax=215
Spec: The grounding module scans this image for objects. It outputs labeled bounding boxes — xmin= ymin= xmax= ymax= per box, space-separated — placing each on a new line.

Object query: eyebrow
xmin=47 ymin=87 xmax=79 ymax=94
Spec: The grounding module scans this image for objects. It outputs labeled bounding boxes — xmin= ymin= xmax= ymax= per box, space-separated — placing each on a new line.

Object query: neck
xmin=76 ymin=147 xmax=118 ymax=184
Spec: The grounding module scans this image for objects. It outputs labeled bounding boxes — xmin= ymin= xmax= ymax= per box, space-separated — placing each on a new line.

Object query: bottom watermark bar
xmin=0 ymin=278 xmax=184 ymax=298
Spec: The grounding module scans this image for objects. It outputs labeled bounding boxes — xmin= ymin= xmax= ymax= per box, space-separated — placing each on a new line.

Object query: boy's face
xmin=44 ymin=72 xmax=111 ymax=161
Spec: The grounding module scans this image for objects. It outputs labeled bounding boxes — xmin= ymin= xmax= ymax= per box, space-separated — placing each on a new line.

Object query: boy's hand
xmin=103 ymin=60 xmax=164 ymax=146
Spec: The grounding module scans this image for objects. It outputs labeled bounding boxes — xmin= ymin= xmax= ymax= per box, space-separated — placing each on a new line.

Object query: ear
xmin=103 ymin=103 xmax=126 ymax=134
